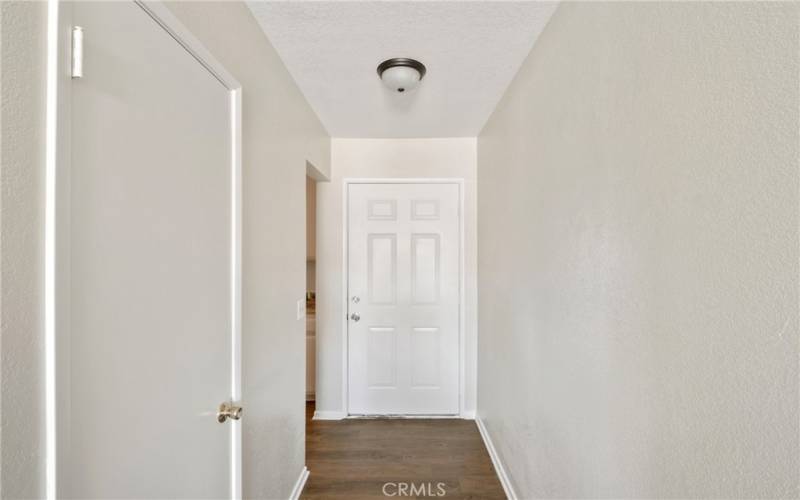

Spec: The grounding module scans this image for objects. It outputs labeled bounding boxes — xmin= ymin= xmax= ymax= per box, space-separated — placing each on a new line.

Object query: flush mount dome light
xmin=377 ymin=58 xmax=426 ymax=93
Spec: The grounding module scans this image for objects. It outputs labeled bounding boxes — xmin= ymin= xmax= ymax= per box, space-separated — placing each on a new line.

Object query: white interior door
xmin=64 ymin=2 xmax=239 ymax=497
xmin=347 ymin=182 xmax=460 ymax=415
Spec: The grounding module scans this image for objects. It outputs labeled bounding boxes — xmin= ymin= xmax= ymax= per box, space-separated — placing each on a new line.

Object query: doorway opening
xmin=306 ymin=175 xmax=317 ymax=404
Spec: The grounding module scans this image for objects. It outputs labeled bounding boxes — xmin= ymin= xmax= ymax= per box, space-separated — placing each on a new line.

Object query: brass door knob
xmin=217 ymin=402 xmax=243 ymax=423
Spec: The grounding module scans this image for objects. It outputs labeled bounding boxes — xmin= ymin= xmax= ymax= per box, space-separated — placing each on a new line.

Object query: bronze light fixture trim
xmin=376 ymin=58 xmax=427 ymax=93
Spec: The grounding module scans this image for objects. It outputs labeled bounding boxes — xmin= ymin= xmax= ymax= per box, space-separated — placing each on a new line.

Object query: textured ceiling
xmin=247 ymin=1 xmax=559 ymax=138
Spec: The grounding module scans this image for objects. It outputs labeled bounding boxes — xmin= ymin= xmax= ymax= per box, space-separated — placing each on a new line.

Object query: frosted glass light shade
xmin=377 ymin=58 xmax=426 ymax=93
xmin=380 ymin=66 xmax=422 ymax=93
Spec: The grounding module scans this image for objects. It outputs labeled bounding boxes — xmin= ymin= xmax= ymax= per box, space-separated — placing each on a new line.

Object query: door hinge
xmin=71 ymin=26 xmax=84 ymax=79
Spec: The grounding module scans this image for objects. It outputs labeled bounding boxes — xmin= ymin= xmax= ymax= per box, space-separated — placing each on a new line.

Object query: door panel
xmin=411 ymin=234 xmax=440 ymax=304
xmin=348 ymin=183 xmax=460 ymax=415
xmin=410 ymin=327 xmax=440 ymax=388
xmin=368 ymin=327 xmax=398 ymax=388
xmin=368 ymin=234 xmax=397 ymax=305
xmin=68 ymin=2 xmax=234 ymax=497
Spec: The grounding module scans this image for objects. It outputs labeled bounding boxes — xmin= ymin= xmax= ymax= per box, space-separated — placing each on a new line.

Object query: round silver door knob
xmin=350 ymin=313 xmax=360 ymax=322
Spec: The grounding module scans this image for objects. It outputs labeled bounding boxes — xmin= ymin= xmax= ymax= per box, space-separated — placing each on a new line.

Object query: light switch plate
xmin=297 ymin=299 xmax=306 ymax=320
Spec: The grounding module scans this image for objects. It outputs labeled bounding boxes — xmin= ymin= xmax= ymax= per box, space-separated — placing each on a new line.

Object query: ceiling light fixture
xmin=377 ymin=58 xmax=426 ymax=93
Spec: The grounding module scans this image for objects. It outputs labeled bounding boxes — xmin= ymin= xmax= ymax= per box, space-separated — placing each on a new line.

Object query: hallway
xmin=1 ymin=1 xmax=798 ymax=498
xmin=302 ymin=403 xmax=505 ymax=499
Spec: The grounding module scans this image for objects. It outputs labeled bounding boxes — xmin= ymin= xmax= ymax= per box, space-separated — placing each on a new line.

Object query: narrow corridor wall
xmin=477 ymin=2 xmax=799 ymax=498
xmin=0 ymin=2 xmax=47 ymax=497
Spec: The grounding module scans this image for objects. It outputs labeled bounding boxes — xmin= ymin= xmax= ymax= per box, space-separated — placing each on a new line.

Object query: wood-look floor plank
xmin=302 ymin=402 xmax=506 ymax=499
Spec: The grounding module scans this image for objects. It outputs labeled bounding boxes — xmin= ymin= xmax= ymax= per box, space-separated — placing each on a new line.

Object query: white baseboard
xmin=347 ymin=414 xmax=458 ymax=419
xmin=314 ymin=409 xmax=472 ymax=420
xmin=475 ymin=417 xmax=517 ymax=500
xmin=288 ymin=466 xmax=309 ymax=500
xmin=312 ymin=410 xmax=347 ymax=420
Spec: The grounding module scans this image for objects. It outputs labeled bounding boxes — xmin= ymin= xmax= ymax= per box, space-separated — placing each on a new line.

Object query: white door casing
xmin=347 ymin=182 xmax=461 ymax=415
xmin=47 ymin=2 xmax=242 ymax=498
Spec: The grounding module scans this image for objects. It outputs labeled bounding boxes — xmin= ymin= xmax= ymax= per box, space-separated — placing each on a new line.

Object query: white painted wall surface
xmin=0 ymin=2 xmax=47 ymax=498
xmin=477 ymin=2 xmax=799 ymax=498
xmin=163 ymin=3 xmax=330 ymax=498
xmin=316 ymin=138 xmax=477 ymax=416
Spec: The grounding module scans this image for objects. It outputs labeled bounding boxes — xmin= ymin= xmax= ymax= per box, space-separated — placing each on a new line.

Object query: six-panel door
xmin=348 ymin=183 xmax=460 ymax=415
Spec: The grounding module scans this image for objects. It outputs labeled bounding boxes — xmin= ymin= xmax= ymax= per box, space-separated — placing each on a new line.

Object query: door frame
xmin=341 ymin=178 xmax=466 ymax=417
xmin=45 ymin=1 xmax=243 ymax=498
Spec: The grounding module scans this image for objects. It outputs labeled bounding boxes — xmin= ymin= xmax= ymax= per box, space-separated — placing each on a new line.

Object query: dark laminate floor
xmin=302 ymin=402 xmax=506 ymax=499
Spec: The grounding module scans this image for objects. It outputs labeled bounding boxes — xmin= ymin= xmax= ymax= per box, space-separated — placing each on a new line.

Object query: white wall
xmin=477 ymin=2 xmax=799 ymax=499
xmin=0 ymin=2 xmax=47 ymax=498
xmin=315 ymin=138 xmax=477 ymax=416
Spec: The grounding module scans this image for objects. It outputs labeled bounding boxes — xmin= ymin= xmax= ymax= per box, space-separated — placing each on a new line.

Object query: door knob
xmin=217 ymin=402 xmax=242 ymax=423
xmin=350 ymin=313 xmax=360 ymax=322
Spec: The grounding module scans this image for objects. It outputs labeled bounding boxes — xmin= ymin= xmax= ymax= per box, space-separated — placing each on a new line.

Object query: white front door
xmin=347 ymin=183 xmax=460 ymax=415
xmin=64 ymin=2 xmax=239 ymax=497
